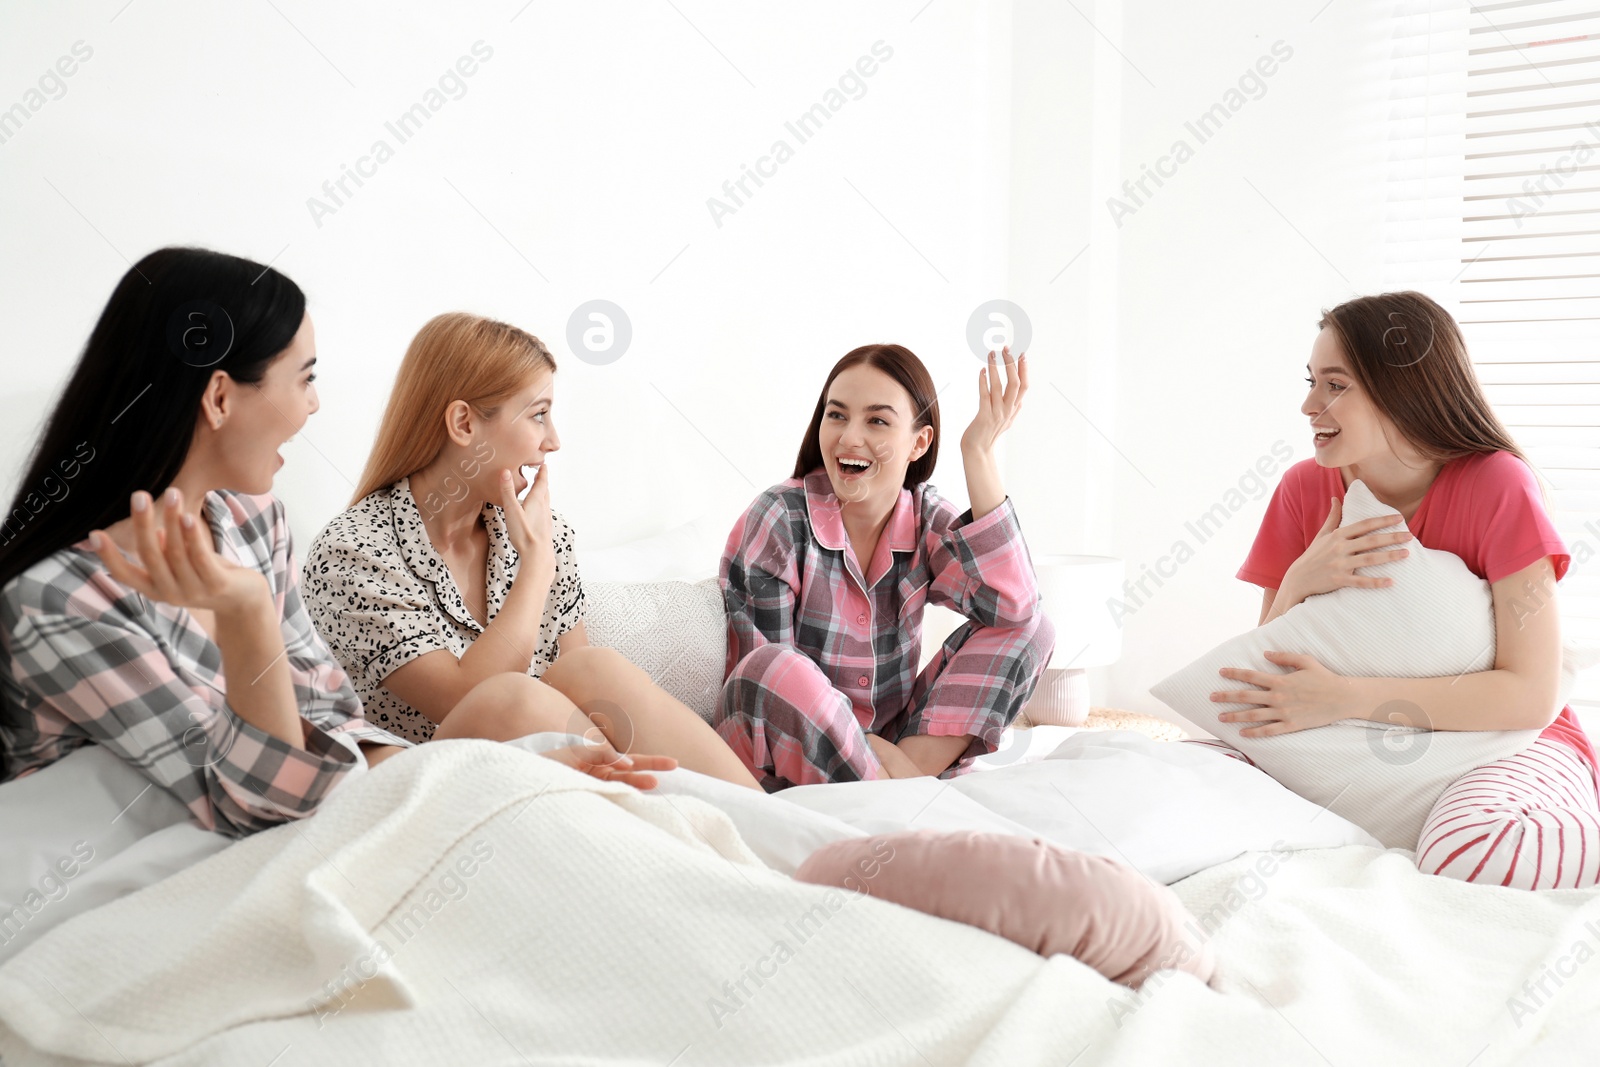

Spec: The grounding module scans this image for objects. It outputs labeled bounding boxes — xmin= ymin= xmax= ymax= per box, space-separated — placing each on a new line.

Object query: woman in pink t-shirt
xmin=1223 ymin=290 xmax=1599 ymax=890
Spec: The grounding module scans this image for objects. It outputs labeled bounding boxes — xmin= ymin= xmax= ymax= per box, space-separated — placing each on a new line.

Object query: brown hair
xmin=352 ymin=312 xmax=556 ymax=503
xmin=792 ymin=343 xmax=940 ymax=490
xmin=1317 ymin=291 xmax=1528 ymax=467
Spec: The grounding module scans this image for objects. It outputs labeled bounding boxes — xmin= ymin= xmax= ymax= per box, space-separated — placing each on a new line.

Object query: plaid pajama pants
xmin=715 ymin=612 xmax=1054 ymax=792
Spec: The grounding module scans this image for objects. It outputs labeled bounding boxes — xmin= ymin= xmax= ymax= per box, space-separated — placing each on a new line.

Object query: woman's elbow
xmin=985 ymin=588 xmax=1042 ymax=630
xmin=1517 ymin=672 xmax=1564 ymax=731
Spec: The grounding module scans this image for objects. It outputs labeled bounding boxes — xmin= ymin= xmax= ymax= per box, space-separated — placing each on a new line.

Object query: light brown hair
xmin=352 ymin=312 xmax=556 ymax=503
xmin=1317 ymin=291 xmax=1528 ymax=466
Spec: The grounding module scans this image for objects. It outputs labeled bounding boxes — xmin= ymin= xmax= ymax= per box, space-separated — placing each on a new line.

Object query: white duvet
xmin=1 ymin=735 xmax=1598 ymax=1065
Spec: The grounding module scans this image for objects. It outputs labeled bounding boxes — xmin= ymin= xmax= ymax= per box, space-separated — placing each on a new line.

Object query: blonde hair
xmin=352 ymin=312 xmax=556 ymax=504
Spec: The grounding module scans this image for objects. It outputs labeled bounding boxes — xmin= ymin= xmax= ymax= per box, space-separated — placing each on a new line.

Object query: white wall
xmin=1 ymin=0 xmax=1031 ymax=561
xmin=1089 ymin=0 xmax=1392 ymax=724
xmin=2 ymin=0 xmax=1399 ymax=728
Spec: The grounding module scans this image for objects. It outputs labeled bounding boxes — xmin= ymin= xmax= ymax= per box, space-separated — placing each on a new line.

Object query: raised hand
xmin=959 ymin=345 xmax=1028 ymax=457
xmin=90 ymin=488 xmax=270 ymax=616
xmin=500 ymin=463 xmax=556 ymax=584
xmin=958 ymin=346 xmax=1027 ymax=519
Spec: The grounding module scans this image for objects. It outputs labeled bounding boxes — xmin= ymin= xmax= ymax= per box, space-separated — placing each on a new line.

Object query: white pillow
xmin=1151 ymin=479 xmax=1553 ymax=850
xmin=509 ymin=729 xmax=1377 ymax=885
xmin=775 ymin=730 xmax=1381 ymax=884
xmin=584 ymin=578 xmax=727 ymax=721
xmin=0 ymin=745 xmax=229 ymax=963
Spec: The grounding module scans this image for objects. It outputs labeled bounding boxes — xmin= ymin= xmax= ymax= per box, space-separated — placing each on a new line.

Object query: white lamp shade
xmin=1033 ymin=554 xmax=1124 ymax=669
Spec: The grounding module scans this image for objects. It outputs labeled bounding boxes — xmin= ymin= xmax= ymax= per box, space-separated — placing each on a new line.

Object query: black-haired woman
xmin=0 ymin=248 xmax=670 ymax=837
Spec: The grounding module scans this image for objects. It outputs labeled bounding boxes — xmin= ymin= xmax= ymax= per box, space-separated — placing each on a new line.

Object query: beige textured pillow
xmin=584 ymin=578 xmax=726 ymax=721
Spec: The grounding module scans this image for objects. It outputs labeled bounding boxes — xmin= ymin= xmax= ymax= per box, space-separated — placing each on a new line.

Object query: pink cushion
xmin=794 ymin=829 xmax=1216 ymax=989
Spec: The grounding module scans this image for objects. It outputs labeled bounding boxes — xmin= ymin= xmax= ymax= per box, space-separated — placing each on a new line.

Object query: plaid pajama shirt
xmin=715 ymin=469 xmax=1055 ymax=790
xmin=0 ymin=492 xmax=410 ymax=838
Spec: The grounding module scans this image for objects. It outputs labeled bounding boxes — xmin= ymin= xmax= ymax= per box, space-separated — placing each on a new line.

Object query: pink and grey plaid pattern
xmin=715 ymin=469 xmax=1054 ymax=789
xmin=1 ymin=492 xmax=409 ymax=837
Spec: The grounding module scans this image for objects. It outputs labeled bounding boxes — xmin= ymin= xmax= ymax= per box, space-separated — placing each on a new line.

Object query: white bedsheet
xmin=651 ymin=727 xmax=1379 ymax=884
xmin=1 ymin=735 xmax=1598 ymax=1065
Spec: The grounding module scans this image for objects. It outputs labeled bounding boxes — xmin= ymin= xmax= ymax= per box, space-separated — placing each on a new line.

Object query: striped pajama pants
xmin=1416 ymin=738 xmax=1600 ymax=890
xmin=1187 ymin=737 xmax=1600 ymax=890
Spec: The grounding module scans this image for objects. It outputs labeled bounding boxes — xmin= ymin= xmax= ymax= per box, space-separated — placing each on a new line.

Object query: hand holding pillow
xmin=1151 ymin=480 xmax=1547 ymax=848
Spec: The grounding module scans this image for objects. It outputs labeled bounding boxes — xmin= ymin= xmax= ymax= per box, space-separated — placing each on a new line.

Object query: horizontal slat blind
xmin=1388 ymin=0 xmax=1600 ymax=707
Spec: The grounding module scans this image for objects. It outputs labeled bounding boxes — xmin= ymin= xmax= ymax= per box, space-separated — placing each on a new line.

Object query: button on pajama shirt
xmin=715 ymin=469 xmax=1055 ymax=791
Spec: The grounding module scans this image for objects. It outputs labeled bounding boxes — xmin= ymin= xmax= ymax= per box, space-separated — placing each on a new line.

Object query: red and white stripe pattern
xmin=1416 ymin=738 xmax=1600 ymax=890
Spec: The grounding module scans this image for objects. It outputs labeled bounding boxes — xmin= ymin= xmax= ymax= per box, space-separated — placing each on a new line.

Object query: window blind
xmin=1387 ymin=0 xmax=1600 ymax=708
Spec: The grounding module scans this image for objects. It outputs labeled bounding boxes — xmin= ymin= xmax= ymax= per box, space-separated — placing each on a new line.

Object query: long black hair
xmin=0 ymin=247 xmax=306 ymax=591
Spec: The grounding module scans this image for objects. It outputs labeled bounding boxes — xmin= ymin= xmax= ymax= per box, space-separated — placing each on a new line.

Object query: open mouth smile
xmin=835 ymin=455 xmax=874 ymax=481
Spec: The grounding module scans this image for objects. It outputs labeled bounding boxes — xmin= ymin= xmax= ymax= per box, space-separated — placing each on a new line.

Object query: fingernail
xmin=165 ymin=487 xmax=180 ymax=506
xmin=181 ymin=513 xmax=194 ymax=529
xmin=88 ymin=531 xmax=103 ymax=549
xmin=131 ymin=493 xmax=148 ymax=512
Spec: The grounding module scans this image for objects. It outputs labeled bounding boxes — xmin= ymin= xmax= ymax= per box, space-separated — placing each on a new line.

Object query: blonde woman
xmin=2 ymin=250 xmax=668 ymax=843
xmin=303 ymin=313 xmax=760 ymax=789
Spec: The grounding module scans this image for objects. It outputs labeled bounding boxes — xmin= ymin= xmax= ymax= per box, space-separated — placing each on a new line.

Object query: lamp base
xmin=1023 ymin=666 xmax=1090 ymax=727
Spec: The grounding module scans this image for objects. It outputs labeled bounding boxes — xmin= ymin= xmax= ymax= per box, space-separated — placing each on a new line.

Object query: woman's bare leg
xmin=542 ymin=646 xmax=763 ymax=790
xmin=432 ymin=671 xmax=588 ymax=742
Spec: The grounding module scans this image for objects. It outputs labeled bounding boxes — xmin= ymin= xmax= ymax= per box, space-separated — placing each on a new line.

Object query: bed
xmin=1 ymin=577 xmax=1597 ymax=1064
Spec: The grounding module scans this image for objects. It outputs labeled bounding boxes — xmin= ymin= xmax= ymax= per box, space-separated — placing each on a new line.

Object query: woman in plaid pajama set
xmin=0 ymin=249 xmax=667 ymax=836
xmin=716 ymin=343 xmax=1056 ymax=790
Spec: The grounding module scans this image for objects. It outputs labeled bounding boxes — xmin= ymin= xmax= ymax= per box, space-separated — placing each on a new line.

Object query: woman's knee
xmin=726 ymin=644 xmax=817 ymax=687
xmin=946 ymin=611 xmax=1056 ymax=679
xmin=542 ymin=645 xmax=644 ymax=702
xmin=720 ymin=644 xmax=824 ymax=722
xmin=1416 ymin=810 xmax=1523 ymax=884
xmin=1007 ymin=611 xmax=1056 ymax=678
xmin=1028 ymin=611 xmax=1057 ymax=662
xmin=438 ymin=672 xmax=579 ymax=742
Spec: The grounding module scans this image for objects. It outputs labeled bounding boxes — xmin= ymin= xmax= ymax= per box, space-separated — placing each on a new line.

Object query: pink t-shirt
xmin=1238 ymin=451 xmax=1595 ymax=774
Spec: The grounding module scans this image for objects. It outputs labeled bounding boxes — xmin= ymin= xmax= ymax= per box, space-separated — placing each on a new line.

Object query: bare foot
xmin=866 ymin=733 xmax=924 ymax=779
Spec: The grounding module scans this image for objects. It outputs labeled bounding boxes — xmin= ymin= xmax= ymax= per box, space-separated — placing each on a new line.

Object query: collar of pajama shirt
xmin=800 ymin=468 xmax=920 ymax=593
xmin=391 ymin=476 xmax=516 ymax=636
